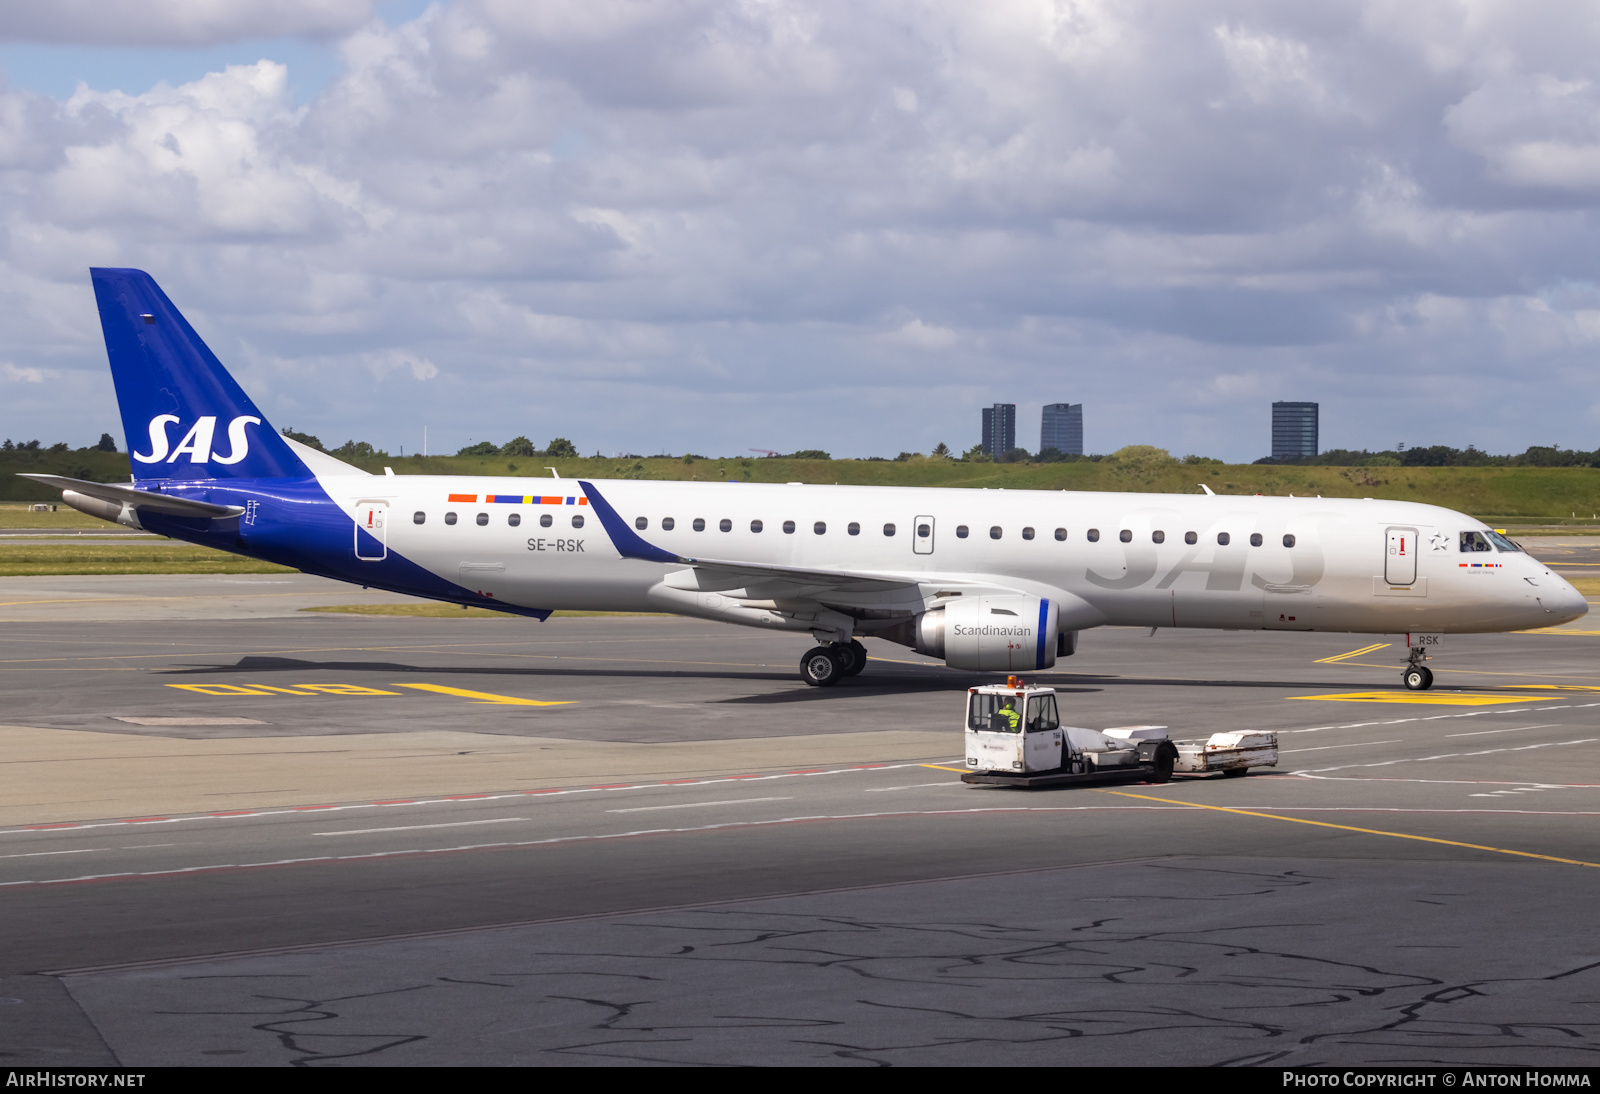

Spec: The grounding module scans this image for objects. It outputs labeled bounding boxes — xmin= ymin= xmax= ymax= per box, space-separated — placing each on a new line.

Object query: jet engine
xmin=884 ymin=595 xmax=1061 ymax=671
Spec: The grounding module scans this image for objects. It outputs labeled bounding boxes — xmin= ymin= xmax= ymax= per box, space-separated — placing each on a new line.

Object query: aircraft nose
xmin=1536 ymin=572 xmax=1589 ymax=626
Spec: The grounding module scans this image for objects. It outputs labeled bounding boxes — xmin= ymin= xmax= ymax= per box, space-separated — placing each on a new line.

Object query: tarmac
xmin=0 ymin=559 xmax=1596 ymax=1067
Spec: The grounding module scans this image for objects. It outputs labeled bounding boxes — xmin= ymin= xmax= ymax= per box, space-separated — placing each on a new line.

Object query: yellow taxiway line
xmin=1096 ymin=787 xmax=1600 ymax=868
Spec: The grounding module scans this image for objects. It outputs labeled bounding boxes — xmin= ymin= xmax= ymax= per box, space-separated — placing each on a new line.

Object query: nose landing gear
xmin=1402 ymin=642 xmax=1434 ymax=691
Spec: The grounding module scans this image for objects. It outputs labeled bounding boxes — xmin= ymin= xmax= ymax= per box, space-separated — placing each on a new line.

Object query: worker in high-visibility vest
xmin=989 ymin=698 xmax=1021 ymax=733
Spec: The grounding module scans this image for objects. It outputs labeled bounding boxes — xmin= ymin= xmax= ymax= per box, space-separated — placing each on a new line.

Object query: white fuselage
xmin=324 ymin=475 xmax=1587 ymax=638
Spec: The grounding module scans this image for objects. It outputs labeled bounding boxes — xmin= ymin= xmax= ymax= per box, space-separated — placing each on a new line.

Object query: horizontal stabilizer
xmin=18 ymin=474 xmax=245 ymax=519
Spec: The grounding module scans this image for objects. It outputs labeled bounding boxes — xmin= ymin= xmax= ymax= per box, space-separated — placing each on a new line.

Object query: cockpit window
xmin=1460 ymin=531 xmax=1494 ymax=553
xmin=1484 ymin=530 xmax=1522 ymax=553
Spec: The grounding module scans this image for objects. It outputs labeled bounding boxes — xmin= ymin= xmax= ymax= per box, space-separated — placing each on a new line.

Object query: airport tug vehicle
xmin=960 ymin=677 xmax=1278 ymax=788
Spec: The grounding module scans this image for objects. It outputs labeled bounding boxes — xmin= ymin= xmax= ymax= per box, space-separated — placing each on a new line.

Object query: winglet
xmin=1199 ymin=483 xmax=1216 ymax=495
xmin=578 ymin=480 xmax=679 ymax=564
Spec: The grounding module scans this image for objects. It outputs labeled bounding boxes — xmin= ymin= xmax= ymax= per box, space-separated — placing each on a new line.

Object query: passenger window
xmin=572 ymin=514 xmax=584 ymax=529
xmin=956 ymin=525 xmax=969 ymax=539
xmin=445 ymin=512 xmax=457 ymax=526
xmin=751 ymin=519 xmax=763 ymax=533
xmin=1022 ymin=527 xmax=1035 ymax=540
xmin=1217 ymin=532 xmax=1230 ymax=545
xmin=508 ymin=513 xmax=521 ymax=528
xmin=814 ymin=521 xmax=827 ymax=535
xmin=635 ymin=517 xmax=648 ymax=530
xmin=693 ymin=518 xmax=705 ymax=532
xmin=885 ymin=523 xmax=897 ymax=536
xmin=1283 ymin=534 xmax=1296 ymax=548
xmin=540 ymin=514 xmax=552 ymax=528
xmin=413 ymin=511 xmax=426 ymax=524
xmin=1460 ymin=531 xmax=1493 ymax=552
xmin=662 ymin=517 xmax=676 ymax=530
xmin=1250 ymin=533 xmax=1262 ymax=547
xmin=719 ymin=518 xmax=732 ymax=532
xmin=1054 ymin=528 xmax=1066 ymax=541
xmin=1087 ymin=528 xmax=1099 ymax=542
xmin=848 ymin=522 xmax=860 ymax=535
xmin=783 ymin=520 xmax=796 ymax=534
xmin=1152 ymin=531 xmax=1165 ymax=544
xmin=1119 ymin=529 xmax=1131 ymax=543
xmin=476 ymin=512 xmax=489 ymax=526
xmin=1184 ymin=531 xmax=1197 ymax=545
xmin=990 ymin=526 xmax=1003 ymax=540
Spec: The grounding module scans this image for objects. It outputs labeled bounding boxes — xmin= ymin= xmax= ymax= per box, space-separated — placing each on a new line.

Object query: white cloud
xmin=0 ymin=2 xmax=375 ymax=47
xmin=1 ymin=1 xmax=1600 ymax=460
xmin=1 ymin=362 xmax=44 ymax=383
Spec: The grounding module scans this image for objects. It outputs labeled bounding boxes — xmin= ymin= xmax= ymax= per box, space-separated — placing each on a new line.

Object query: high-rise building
xmin=1271 ymin=401 xmax=1319 ymax=460
xmin=981 ymin=403 xmax=1016 ymax=459
xmin=1040 ymin=403 xmax=1083 ymax=456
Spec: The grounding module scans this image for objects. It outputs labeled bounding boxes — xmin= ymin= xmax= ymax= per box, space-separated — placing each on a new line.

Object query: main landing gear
xmin=1403 ymin=643 xmax=1434 ymax=691
xmin=799 ymin=639 xmax=868 ymax=687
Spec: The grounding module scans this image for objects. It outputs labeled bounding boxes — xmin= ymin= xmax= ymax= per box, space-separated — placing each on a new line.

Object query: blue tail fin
xmin=91 ymin=268 xmax=309 ymax=482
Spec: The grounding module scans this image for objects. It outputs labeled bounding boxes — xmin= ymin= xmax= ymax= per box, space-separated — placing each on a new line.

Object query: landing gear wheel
xmin=1146 ymin=742 xmax=1176 ymax=784
xmin=838 ymin=639 xmax=868 ymax=677
xmin=1403 ymin=665 xmax=1434 ymax=691
xmin=800 ymin=646 xmax=844 ymax=687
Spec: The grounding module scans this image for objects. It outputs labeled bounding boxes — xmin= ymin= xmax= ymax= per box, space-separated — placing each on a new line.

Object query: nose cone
xmin=1536 ymin=572 xmax=1589 ymax=627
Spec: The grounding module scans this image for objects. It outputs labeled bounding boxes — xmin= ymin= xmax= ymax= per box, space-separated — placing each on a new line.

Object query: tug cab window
xmin=1026 ymin=694 xmax=1060 ymax=732
xmin=967 ymin=693 xmax=1022 ymax=734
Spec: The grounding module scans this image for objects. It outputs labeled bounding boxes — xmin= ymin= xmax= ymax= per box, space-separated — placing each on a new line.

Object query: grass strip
xmin=299 ymin=604 xmax=666 ymax=618
xmin=0 ymin=543 xmax=291 ymax=576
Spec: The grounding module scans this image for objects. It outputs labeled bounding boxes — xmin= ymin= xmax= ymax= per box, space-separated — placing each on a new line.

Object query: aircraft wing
xmin=17 ymin=474 xmax=246 ymax=519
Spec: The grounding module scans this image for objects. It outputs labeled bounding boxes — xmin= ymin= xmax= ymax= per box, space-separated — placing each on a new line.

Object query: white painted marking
xmin=1446 ymin=724 xmax=1557 ymax=739
xmin=315 ymin=818 xmax=527 ymax=837
xmin=1281 ymin=740 xmax=1401 ymax=754
xmin=1303 ymin=737 xmax=1600 ymax=774
xmin=0 ymin=848 xmax=103 ymax=860
xmin=863 ymin=782 xmax=961 ymax=792
xmin=608 ymin=797 xmax=791 ymax=814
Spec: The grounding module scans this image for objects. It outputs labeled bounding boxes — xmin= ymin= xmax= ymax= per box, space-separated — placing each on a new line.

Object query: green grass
xmin=0 ymin=544 xmax=291 ymax=576
xmin=300 ymin=604 xmax=664 ymax=618
xmin=7 ymin=449 xmax=1600 ymax=529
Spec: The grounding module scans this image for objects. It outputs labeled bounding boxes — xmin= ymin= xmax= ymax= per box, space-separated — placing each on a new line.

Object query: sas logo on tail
xmin=133 ymin=415 xmax=261 ymax=464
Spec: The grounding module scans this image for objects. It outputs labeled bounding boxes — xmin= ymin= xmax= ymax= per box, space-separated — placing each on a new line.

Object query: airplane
xmin=22 ymin=268 xmax=1589 ymax=691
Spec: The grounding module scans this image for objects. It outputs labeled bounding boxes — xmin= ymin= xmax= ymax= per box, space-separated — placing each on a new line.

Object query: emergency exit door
xmin=913 ymin=515 xmax=935 ymax=555
xmin=356 ymin=501 xmax=388 ymax=561
xmin=1384 ymin=526 xmax=1416 ymax=585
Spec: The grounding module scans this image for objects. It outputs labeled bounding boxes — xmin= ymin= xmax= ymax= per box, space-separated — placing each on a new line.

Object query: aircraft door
xmin=913 ymin=515 xmax=935 ymax=555
xmin=355 ymin=500 xmax=388 ymax=561
xmin=1384 ymin=526 xmax=1416 ymax=585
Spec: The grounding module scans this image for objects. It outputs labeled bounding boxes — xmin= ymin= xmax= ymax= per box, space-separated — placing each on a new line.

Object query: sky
xmin=3 ymin=1 xmax=1600 ymax=462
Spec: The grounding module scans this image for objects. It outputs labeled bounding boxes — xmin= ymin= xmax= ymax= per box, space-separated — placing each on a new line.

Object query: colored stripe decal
xmin=1036 ymin=598 xmax=1050 ymax=670
xmin=468 ymin=495 xmax=596 ymax=505
xmin=448 ymin=493 xmax=476 ymax=503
